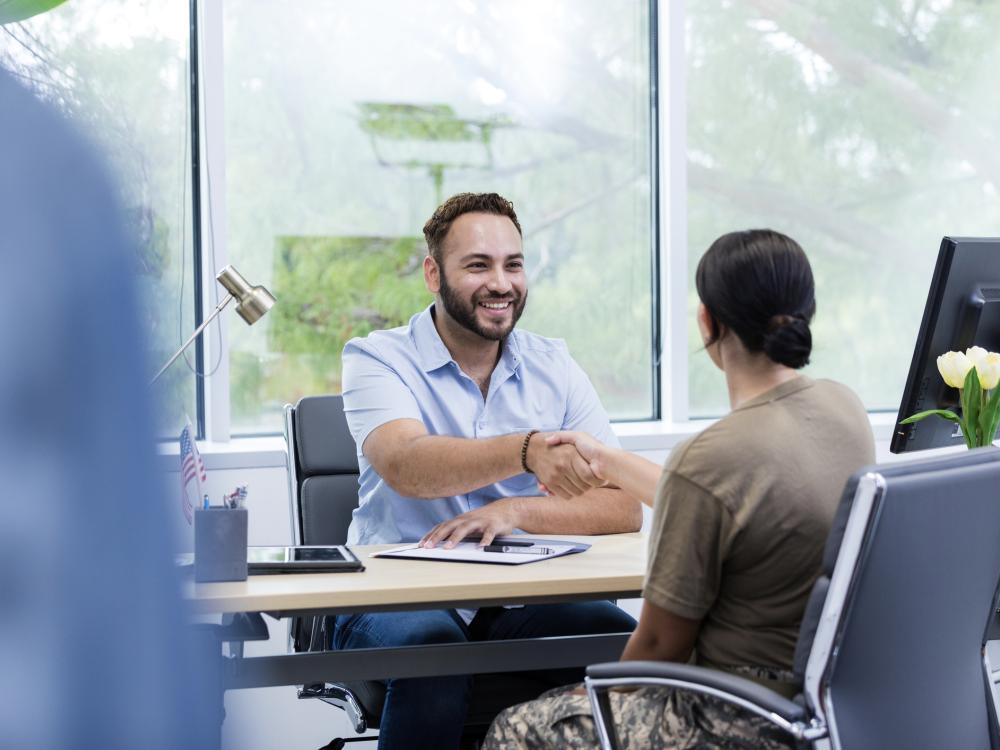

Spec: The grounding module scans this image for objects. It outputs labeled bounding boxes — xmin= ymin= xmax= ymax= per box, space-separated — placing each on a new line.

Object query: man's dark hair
xmin=695 ymin=229 xmax=817 ymax=369
xmin=423 ymin=192 xmax=522 ymax=265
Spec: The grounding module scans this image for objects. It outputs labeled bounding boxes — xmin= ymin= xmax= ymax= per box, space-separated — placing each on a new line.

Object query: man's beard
xmin=439 ymin=272 xmax=527 ymax=341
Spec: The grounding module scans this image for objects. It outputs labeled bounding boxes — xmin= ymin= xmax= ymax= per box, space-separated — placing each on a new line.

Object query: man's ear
xmin=424 ymin=254 xmax=440 ymax=294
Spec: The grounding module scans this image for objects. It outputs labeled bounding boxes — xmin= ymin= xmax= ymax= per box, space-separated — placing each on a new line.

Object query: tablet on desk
xmin=247 ymin=545 xmax=364 ymax=574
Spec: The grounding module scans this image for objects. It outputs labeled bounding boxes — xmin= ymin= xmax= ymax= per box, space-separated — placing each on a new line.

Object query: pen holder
xmin=194 ymin=507 xmax=248 ymax=582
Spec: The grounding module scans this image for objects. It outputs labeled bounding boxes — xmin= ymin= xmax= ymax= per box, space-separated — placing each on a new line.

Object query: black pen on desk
xmin=483 ymin=544 xmax=554 ymax=555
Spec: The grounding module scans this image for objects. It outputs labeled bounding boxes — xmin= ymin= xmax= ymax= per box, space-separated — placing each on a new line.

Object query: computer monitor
xmin=891 ymin=237 xmax=1000 ymax=454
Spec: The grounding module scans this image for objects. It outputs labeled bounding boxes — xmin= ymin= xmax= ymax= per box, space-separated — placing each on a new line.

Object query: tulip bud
xmin=976 ymin=351 xmax=1000 ymax=390
xmin=937 ymin=350 xmax=973 ymax=389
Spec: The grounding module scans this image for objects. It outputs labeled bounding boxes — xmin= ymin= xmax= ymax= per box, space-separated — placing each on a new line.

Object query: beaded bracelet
xmin=520 ymin=429 xmax=539 ymax=473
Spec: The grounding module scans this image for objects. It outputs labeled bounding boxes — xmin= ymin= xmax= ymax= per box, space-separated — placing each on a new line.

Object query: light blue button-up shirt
xmin=341 ymin=304 xmax=620 ymax=546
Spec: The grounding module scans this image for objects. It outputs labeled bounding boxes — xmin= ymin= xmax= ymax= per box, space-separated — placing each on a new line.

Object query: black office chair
xmin=283 ymin=395 xmax=375 ymax=737
xmin=284 ymin=394 xmax=551 ymax=747
xmin=585 ymin=447 xmax=1000 ymax=750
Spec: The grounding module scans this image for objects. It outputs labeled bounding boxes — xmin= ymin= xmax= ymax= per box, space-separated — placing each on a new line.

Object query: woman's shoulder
xmin=662 ymin=417 xmax=760 ymax=498
xmin=802 ymin=378 xmax=873 ymax=433
xmin=810 ymin=376 xmax=865 ymax=401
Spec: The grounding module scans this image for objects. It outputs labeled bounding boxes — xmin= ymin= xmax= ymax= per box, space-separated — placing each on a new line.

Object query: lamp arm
xmin=150 ymin=293 xmax=234 ymax=384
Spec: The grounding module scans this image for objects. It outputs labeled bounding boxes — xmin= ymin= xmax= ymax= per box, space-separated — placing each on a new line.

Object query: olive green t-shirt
xmin=643 ymin=376 xmax=875 ymax=674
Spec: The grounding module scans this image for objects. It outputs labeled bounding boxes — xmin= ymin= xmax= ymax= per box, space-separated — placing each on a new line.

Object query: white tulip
xmin=976 ymin=351 xmax=1000 ymax=390
xmin=937 ymin=350 xmax=974 ymax=389
xmin=966 ymin=346 xmax=990 ymax=369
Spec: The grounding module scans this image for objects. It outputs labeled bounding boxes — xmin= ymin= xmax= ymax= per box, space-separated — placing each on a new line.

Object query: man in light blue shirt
xmin=342 ymin=294 xmax=626 ymax=547
xmin=336 ymin=192 xmax=640 ymax=750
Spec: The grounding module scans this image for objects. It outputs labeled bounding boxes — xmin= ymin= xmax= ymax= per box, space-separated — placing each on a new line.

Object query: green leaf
xmin=962 ymin=367 xmax=983 ymax=445
xmin=982 ymin=385 xmax=1000 ymax=446
xmin=0 ymin=0 xmax=68 ymax=25
xmin=900 ymin=409 xmax=961 ymax=425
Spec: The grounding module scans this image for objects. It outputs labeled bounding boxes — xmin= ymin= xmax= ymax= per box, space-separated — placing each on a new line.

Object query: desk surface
xmin=187 ymin=532 xmax=646 ymax=616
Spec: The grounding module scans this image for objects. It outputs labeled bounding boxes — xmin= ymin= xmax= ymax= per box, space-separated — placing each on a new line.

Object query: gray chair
xmin=586 ymin=447 xmax=1000 ymax=750
xmin=284 ymin=394 xmax=551 ymax=746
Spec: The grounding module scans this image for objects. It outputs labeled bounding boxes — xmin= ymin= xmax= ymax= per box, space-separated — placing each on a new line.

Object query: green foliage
xmin=268 ymin=234 xmax=430 ymax=391
xmin=983 ymin=383 xmax=1000 ymax=447
xmin=899 ymin=408 xmax=960 ymax=424
xmin=0 ymin=0 xmax=67 ymax=25
xmin=358 ymin=103 xmax=511 ymax=143
xmin=960 ymin=367 xmax=981 ymax=447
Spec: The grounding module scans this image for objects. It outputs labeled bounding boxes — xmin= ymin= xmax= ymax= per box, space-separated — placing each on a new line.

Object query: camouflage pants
xmin=483 ymin=667 xmax=799 ymax=750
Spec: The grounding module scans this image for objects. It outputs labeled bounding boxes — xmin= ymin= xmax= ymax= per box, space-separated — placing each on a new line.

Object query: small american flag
xmin=179 ymin=420 xmax=207 ymax=525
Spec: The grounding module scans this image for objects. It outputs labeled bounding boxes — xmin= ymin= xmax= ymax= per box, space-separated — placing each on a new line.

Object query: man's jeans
xmin=332 ymin=602 xmax=636 ymax=750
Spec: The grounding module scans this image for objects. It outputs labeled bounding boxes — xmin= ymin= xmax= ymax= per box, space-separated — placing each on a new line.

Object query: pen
xmin=483 ymin=545 xmax=554 ymax=555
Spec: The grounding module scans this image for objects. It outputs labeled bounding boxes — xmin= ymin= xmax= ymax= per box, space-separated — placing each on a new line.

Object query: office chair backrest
xmin=804 ymin=448 xmax=1000 ymax=750
xmin=790 ymin=470 xmax=859 ymax=686
xmin=286 ymin=395 xmax=360 ymax=545
xmin=793 ymin=447 xmax=1000 ymax=686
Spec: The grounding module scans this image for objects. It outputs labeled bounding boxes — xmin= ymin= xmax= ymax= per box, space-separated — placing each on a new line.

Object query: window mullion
xmin=659 ymin=0 xmax=689 ymax=425
xmin=197 ymin=0 xmax=232 ymax=443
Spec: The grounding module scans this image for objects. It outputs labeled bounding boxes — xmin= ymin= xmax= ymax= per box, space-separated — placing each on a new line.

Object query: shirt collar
xmin=411 ymin=304 xmax=453 ymax=372
xmin=733 ymin=374 xmax=814 ymax=412
xmin=411 ymin=303 xmax=523 ymax=378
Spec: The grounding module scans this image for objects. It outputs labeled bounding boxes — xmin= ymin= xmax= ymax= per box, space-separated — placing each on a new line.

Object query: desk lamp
xmin=151 ymin=264 xmax=276 ymax=384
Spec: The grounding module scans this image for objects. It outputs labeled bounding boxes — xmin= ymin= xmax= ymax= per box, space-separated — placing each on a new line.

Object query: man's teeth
xmin=480 ymin=301 xmax=510 ymax=309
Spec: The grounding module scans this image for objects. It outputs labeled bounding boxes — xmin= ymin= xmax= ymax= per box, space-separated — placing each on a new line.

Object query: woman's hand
xmin=544 ymin=431 xmax=609 ymax=481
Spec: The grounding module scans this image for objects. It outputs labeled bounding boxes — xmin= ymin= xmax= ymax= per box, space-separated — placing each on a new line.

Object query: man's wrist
xmin=498 ymin=496 xmax=528 ymax=529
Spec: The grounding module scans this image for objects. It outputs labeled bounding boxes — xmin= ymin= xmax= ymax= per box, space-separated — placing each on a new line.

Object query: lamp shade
xmin=216 ymin=265 xmax=276 ymax=325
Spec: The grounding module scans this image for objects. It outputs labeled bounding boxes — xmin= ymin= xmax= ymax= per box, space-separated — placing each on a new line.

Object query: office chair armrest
xmin=584 ymin=661 xmax=826 ymax=750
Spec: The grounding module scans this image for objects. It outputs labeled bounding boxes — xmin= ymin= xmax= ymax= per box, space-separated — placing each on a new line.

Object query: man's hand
xmin=419 ymin=499 xmax=521 ymax=549
xmin=525 ymin=431 xmax=604 ymax=499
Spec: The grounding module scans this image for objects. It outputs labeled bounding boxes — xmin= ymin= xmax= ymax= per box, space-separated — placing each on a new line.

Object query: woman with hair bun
xmin=485 ymin=230 xmax=875 ymax=750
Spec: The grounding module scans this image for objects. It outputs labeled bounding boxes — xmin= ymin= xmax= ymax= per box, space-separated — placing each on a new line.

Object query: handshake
xmin=525 ymin=431 xmax=613 ymax=499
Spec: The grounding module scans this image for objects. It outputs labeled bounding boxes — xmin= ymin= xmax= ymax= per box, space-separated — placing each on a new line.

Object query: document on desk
xmin=371 ymin=536 xmax=590 ymax=565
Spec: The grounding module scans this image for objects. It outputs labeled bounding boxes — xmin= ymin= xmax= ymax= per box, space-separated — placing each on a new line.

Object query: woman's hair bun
xmin=762 ymin=314 xmax=811 ymax=369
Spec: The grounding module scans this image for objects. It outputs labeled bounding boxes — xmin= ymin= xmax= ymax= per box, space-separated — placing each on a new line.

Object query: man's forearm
xmin=381 ymin=432 xmax=527 ymax=498
xmin=504 ymin=487 xmax=642 ymax=535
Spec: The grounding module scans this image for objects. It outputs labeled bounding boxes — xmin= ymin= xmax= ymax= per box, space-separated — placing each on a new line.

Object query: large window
xmin=222 ymin=0 xmax=656 ymax=434
xmin=685 ymin=0 xmax=1000 ymax=417
xmin=0 ymin=1 xmax=197 ymax=434
xmin=12 ymin=2 xmax=999 ymax=442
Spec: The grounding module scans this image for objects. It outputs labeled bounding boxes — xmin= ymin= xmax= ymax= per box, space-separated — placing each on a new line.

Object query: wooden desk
xmin=188 ymin=533 xmax=646 ymax=689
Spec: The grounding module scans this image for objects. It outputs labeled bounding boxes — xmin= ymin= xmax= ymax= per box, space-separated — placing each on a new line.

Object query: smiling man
xmin=337 ymin=192 xmax=641 ymax=750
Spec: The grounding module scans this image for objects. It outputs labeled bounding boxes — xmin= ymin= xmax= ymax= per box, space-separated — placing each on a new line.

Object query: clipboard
xmin=371 ymin=536 xmax=590 ymax=565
